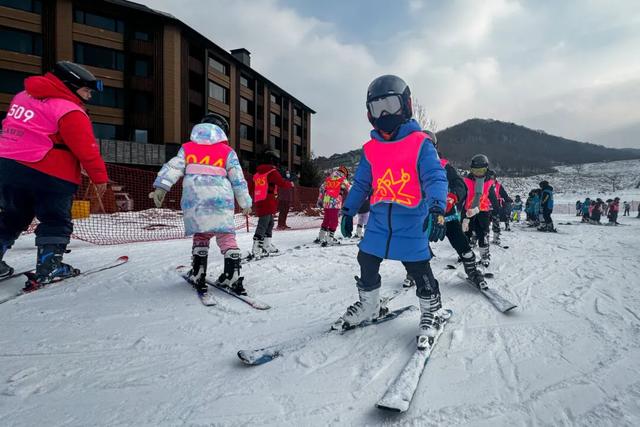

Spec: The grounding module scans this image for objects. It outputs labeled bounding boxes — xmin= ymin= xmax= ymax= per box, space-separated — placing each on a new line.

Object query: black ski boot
xmin=0 ymin=243 xmax=14 ymax=279
xmin=216 ymin=249 xmax=246 ymax=295
xmin=187 ymin=246 xmax=209 ymax=295
xmin=25 ymin=244 xmax=79 ymax=291
xmin=461 ymin=251 xmax=487 ymax=290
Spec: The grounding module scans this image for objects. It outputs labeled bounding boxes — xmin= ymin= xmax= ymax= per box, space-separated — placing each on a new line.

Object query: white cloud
xmin=143 ymin=0 xmax=640 ymax=154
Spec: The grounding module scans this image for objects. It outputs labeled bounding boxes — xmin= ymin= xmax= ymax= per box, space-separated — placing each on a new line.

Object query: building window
xmin=240 ymin=74 xmax=252 ymax=88
xmin=208 ymin=57 xmax=227 ymax=75
xmin=269 ymin=135 xmax=282 ymax=151
xmin=270 ymin=112 xmax=281 ymax=128
xmin=74 ymin=9 xmax=124 ymax=33
xmin=0 ymin=0 xmax=42 ymax=13
xmin=294 ymin=107 xmax=302 ymax=118
xmin=92 ymin=123 xmax=123 ymax=140
xmin=89 ymin=86 xmax=124 ymax=108
xmin=239 ymin=124 xmax=254 ymax=140
xmin=133 ymin=31 xmax=151 ymax=41
xmin=134 ymin=129 xmax=148 ymax=143
xmin=133 ymin=58 xmax=151 ymax=77
xmin=240 ymin=97 xmax=252 ymax=114
xmin=294 ymin=124 xmax=302 ymax=138
xmin=133 ymin=91 xmax=152 ymax=112
xmin=74 ymin=42 xmax=124 ymax=71
xmin=270 ymin=93 xmax=280 ymax=104
xmin=208 ymin=80 xmax=227 ymax=104
xmin=0 ymin=69 xmax=33 ymax=94
xmin=0 ymin=27 xmax=42 ymax=55
xmin=294 ymin=144 xmax=302 ymax=157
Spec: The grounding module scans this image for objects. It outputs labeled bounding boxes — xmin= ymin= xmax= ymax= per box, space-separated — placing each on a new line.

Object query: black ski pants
xmin=357 ymin=250 xmax=440 ymax=299
xmin=446 ymin=219 xmax=471 ymax=256
xmin=466 ymin=212 xmax=491 ymax=248
xmin=254 ymin=214 xmax=274 ymax=239
xmin=542 ymin=207 xmax=553 ymax=224
xmin=0 ymin=184 xmax=73 ymax=248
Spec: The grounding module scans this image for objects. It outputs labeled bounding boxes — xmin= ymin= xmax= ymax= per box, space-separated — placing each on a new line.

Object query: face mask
xmin=373 ymin=114 xmax=405 ymax=134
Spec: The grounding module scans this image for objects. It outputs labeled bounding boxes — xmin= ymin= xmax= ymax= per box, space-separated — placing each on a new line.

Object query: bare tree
xmin=602 ymin=174 xmax=623 ymax=192
xmin=572 ymin=163 xmax=585 ymax=176
xmin=412 ymin=97 xmax=437 ymax=132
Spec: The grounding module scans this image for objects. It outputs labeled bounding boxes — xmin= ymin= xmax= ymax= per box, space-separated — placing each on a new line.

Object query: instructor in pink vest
xmin=0 ymin=61 xmax=108 ymax=287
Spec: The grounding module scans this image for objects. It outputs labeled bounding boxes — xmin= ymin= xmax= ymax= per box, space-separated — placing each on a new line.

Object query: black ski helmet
xmin=261 ymin=148 xmax=280 ymax=164
xmin=52 ymin=61 xmax=103 ymax=94
xmin=470 ymin=154 xmax=489 ymax=169
xmin=366 ymin=75 xmax=412 ymax=134
xmin=201 ymin=113 xmax=230 ymax=135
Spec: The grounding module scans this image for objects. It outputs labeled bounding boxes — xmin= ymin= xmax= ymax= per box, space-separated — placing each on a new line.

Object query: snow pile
xmin=1 ymin=215 xmax=640 ymax=426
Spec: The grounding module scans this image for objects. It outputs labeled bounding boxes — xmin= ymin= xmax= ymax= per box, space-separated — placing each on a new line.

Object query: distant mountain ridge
xmin=315 ymin=119 xmax=640 ymax=176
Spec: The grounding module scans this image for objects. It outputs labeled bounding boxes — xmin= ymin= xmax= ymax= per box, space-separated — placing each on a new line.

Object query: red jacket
xmin=253 ymin=164 xmax=293 ymax=216
xmin=16 ymin=73 xmax=108 ymax=185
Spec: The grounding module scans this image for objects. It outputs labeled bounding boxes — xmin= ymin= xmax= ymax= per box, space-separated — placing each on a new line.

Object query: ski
xmin=457 ymin=273 xmax=516 ymax=312
xmin=376 ymin=309 xmax=453 ymax=412
xmin=0 ymin=269 xmax=30 ymax=284
xmin=445 ymin=265 xmax=494 ymax=278
xmin=237 ymin=305 xmax=417 ymax=366
xmin=0 ymin=256 xmax=129 ymax=305
xmin=176 ymin=266 xmax=271 ymax=310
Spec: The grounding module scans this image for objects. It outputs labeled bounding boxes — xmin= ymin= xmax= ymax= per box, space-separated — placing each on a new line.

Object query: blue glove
xmin=341 ymin=214 xmax=354 ymax=238
xmin=425 ymin=207 xmax=446 ymax=242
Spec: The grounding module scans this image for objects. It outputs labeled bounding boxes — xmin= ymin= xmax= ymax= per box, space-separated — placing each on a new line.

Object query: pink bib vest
xmin=253 ymin=170 xmax=274 ymax=202
xmin=363 ymin=131 xmax=425 ymax=208
xmin=464 ymin=177 xmax=494 ymax=211
xmin=324 ymin=176 xmax=345 ymax=198
xmin=0 ymin=91 xmax=85 ymax=162
xmin=440 ymin=158 xmax=448 ymax=168
xmin=182 ymin=141 xmax=231 ymax=176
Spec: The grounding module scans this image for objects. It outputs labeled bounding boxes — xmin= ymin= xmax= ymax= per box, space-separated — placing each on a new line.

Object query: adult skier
xmin=0 ymin=61 xmax=108 ymax=286
xmin=462 ymin=155 xmax=499 ymax=267
xmin=336 ymin=75 xmax=449 ymax=348
xmin=251 ymin=149 xmax=294 ymax=258
xmin=538 ymin=180 xmax=555 ymax=231
xmin=315 ymin=166 xmax=351 ymax=246
xmin=149 ymin=116 xmax=252 ymax=303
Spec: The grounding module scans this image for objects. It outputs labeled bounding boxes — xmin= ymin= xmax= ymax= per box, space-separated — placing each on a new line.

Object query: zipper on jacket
xmin=385 ymin=204 xmax=393 ymax=258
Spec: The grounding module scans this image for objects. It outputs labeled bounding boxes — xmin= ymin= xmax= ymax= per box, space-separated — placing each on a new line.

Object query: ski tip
xmin=117 ymin=255 xmax=129 ymax=262
xmin=376 ymin=402 xmax=407 ymax=413
xmin=237 ymin=350 xmax=275 ymax=366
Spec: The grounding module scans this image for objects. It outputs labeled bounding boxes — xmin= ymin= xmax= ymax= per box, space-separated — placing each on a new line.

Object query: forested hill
xmin=315 ymin=119 xmax=640 ymax=176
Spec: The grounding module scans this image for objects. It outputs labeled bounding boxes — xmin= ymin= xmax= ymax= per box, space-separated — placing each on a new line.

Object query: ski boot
xmin=24 ymin=244 xmax=79 ymax=292
xmin=314 ymin=228 xmax=327 ymax=244
xmin=0 ymin=243 xmax=14 ymax=279
xmin=461 ymin=251 xmax=487 ymax=290
xmin=251 ymin=237 xmax=269 ymax=260
xmin=187 ymin=246 xmax=216 ymax=305
xmin=479 ymin=246 xmax=491 ymax=268
xmin=403 ymin=273 xmax=416 ymax=288
xmin=354 ymin=224 xmax=364 ymax=239
xmin=332 ymin=279 xmax=384 ymax=330
xmin=216 ymin=249 xmax=246 ymax=296
xmin=417 ymin=293 xmax=451 ymax=349
xmin=469 ymin=235 xmax=478 ymax=248
xmin=263 ymin=237 xmax=279 ymax=255
xmin=322 ymin=231 xmax=340 ymax=247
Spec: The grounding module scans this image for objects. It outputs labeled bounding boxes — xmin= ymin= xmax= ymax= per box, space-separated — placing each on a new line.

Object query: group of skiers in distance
xmin=576 ymin=197 xmax=637 ymax=225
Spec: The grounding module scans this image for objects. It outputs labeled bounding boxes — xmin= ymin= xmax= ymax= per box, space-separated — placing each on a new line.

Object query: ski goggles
xmin=470 ymin=167 xmax=488 ymax=176
xmin=367 ymin=95 xmax=403 ymax=119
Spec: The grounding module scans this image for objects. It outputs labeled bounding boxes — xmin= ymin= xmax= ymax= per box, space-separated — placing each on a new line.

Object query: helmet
xmin=470 ymin=154 xmax=489 ymax=177
xmin=424 ymin=129 xmax=437 ymax=149
xmin=201 ymin=113 xmax=229 ymax=135
xmin=52 ymin=61 xmax=103 ymax=94
xmin=337 ymin=165 xmax=349 ymax=178
xmin=261 ymin=148 xmax=280 ymax=164
xmin=366 ymin=75 xmax=412 ymax=134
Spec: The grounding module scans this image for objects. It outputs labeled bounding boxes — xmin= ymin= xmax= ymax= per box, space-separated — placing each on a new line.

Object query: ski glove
xmin=341 ymin=214 xmax=354 ymax=238
xmin=149 ymin=188 xmax=167 ymax=208
xmin=466 ymin=207 xmax=480 ymax=218
xmin=425 ymin=207 xmax=446 ymax=242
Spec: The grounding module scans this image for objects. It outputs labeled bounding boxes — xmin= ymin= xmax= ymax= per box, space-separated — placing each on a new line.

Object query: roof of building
xmin=106 ymin=0 xmax=316 ymax=114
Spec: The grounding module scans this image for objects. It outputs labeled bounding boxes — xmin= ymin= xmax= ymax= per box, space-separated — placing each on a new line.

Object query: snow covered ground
xmin=1 ymin=214 xmax=640 ymax=426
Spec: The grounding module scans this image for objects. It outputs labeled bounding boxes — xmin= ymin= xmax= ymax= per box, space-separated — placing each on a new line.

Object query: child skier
xmin=251 ymin=150 xmax=294 ymax=258
xmin=538 ymin=180 xmax=555 ymax=231
xmin=336 ymin=75 xmax=448 ymax=348
xmin=623 ymin=201 xmax=631 ymax=216
xmin=512 ymin=195 xmax=523 ymax=222
xmin=608 ymin=197 xmax=620 ymax=225
xmin=149 ymin=115 xmax=252 ymax=304
xmin=315 ymin=166 xmax=351 ymax=246
xmin=462 ymin=154 xmax=499 ymax=268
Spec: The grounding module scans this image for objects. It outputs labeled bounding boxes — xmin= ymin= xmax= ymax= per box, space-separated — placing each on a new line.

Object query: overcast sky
xmin=145 ymin=0 xmax=640 ymax=156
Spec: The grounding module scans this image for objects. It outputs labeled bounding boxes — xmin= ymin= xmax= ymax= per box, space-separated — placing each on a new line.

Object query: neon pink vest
xmin=440 ymin=158 xmax=448 ymax=168
xmin=253 ymin=170 xmax=274 ymax=202
xmin=0 ymin=91 xmax=85 ymax=162
xmin=324 ymin=176 xmax=345 ymax=198
xmin=182 ymin=141 xmax=231 ymax=176
xmin=464 ymin=177 xmax=494 ymax=211
xmin=363 ymin=131 xmax=425 ymax=208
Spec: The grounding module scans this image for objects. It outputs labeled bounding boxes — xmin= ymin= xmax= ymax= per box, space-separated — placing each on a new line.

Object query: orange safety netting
xmin=26 ymin=164 xmax=321 ymax=245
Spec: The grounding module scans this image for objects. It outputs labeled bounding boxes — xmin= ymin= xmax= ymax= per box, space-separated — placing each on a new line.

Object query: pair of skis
xmin=0 ymin=256 xmax=129 ymax=305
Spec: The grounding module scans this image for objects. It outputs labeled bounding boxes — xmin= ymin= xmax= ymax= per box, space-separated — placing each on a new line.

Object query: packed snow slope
xmin=1 ymin=215 xmax=640 ymax=426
